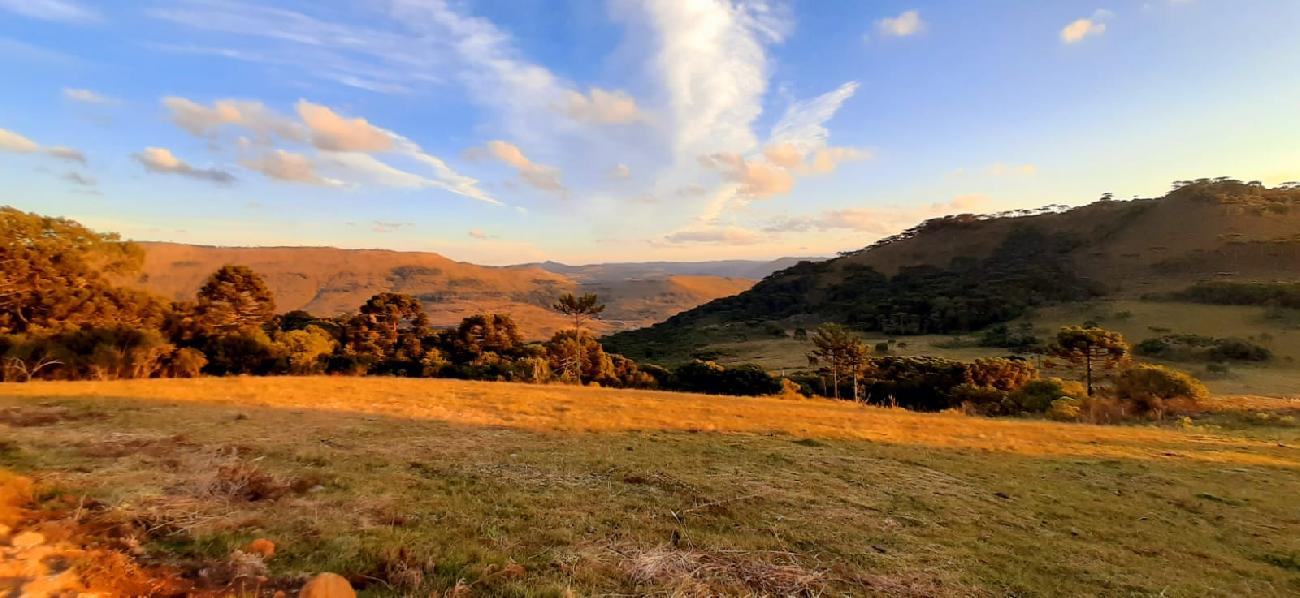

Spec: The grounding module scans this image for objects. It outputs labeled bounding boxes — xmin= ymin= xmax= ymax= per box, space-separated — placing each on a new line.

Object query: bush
xmin=862 ymin=356 xmax=969 ymax=411
xmin=966 ymin=357 xmax=1036 ymax=391
xmin=952 ymin=383 xmax=1008 ymax=416
xmin=1047 ymin=398 xmax=1082 ymax=421
xmin=671 ymin=360 xmax=782 ymax=396
xmin=161 ymin=347 xmax=207 ymax=378
xmin=1007 ymin=378 xmax=1087 ymax=414
xmin=1136 ymin=334 xmax=1270 ymax=362
xmin=1114 ymin=364 xmax=1209 ymax=416
xmin=201 ymin=330 xmax=285 ymax=376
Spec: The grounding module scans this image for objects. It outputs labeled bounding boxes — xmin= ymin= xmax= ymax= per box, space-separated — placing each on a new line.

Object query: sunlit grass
xmin=2 ymin=377 xmax=1298 ymax=596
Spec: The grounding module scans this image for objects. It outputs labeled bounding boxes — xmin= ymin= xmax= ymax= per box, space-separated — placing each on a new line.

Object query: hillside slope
xmin=524 ymin=257 xmax=822 ymax=282
xmin=608 ymin=180 xmax=1300 ymax=359
xmin=126 ymin=243 xmax=756 ymax=338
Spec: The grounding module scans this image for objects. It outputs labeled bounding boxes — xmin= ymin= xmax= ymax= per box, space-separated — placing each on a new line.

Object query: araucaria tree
xmin=552 ymin=293 xmax=606 ymax=335
xmin=1049 ymin=325 xmax=1130 ymax=396
xmin=193 ymin=265 xmax=277 ymax=334
xmin=808 ymin=323 xmax=868 ymax=401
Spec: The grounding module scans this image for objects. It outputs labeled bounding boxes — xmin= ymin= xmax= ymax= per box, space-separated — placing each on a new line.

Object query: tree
xmin=275 ymin=325 xmax=336 ymax=374
xmin=807 ymin=323 xmax=868 ymax=400
xmin=193 ymin=265 xmax=277 ymax=334
xmin=0 ymin=207 xmax=156 ymax=334
xmin=545 ymin=330 xmax=613 ymax=385
xmin=340 ymin=293 xmax=430 ymax=375
xmin=1114 ymin=364 xmax=1208 ymax=416
xmin=1049 ymin=326 xmax=1130 ymax=396
xmin=552 ymin=293 xmax=605 ymax=335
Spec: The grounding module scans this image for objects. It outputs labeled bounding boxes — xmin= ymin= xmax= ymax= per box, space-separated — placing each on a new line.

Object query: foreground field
xmin=2 ymin=378 xmax=1299 ymax=596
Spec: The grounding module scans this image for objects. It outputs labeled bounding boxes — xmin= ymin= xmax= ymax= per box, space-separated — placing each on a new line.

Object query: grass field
xmin=2 ymin=377 xmax=1299 ymax=596
xmin=700 ymin=301 xmax=1300 ymax=398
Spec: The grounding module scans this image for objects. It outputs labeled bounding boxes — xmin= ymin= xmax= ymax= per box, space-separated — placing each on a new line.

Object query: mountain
xmin=522 ymin=257 xmax=823 ymax=282
xmin=606 ymin=180 xmax=1300 ymax=361
xmin=125 ymin=243 xmax=758 ymax=339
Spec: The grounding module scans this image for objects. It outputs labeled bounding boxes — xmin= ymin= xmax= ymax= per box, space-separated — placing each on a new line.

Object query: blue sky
xmin=2 ymin=0 xmax=1298 ymax=264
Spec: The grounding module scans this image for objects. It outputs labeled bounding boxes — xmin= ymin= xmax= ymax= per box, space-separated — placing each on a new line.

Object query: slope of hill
xmin=607 ymin=180 xmax=1300 ymax=361
xmin=125 ymin=243 xmax=757 ymax=339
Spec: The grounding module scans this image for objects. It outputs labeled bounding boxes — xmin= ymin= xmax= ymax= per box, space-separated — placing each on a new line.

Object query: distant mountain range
xmin=519 ymin=258 xmax=821 ymax=282
xmin=125 ymin=243 xmax=817 ymax=339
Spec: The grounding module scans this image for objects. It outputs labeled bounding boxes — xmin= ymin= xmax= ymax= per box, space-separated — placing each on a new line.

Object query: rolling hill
xmin=607 ymin=180 xmax=1300 ymax=362
xmin=125 ymin=243 xmax=762 ymax=339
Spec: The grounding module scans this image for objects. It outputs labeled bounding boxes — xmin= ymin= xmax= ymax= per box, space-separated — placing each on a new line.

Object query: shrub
xmin=1047 ymin=398 xmax=1082 ymax=421
xmin=1007 ymin=378 xmax=1086 ymax=414
xmin=161 ymin=347 xmax=207 ymax=378
xmin=671 ymin=360 xmax=782 ymax=396
xmin=1136 ymin=334 xmax=1270 ymax=362
xmin=862 ymin=356 xmax=969 ymax=411
xmin=966 ymin=357 xmax=1036 ymax=391
xmin=952 ymin=383 xmax=1008 ymax=416
xmin=275 ymin=325 xmax=337 ymax=374
xmin=1114 ymin=364 xmax=1209 ymax=416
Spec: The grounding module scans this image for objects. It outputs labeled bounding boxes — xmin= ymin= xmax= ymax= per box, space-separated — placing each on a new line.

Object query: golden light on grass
xmin=4 ymin=377 xmax=1295 ymax=467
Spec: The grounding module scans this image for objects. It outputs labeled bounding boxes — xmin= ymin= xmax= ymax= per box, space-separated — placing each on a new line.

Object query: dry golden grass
xmin=2 ymin=377 xmax=1298 ymax=596
xmin=4 ymin=377 xmax=1295 ymax=468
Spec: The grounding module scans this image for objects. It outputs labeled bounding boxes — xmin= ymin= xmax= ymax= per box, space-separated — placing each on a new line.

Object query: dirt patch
xmin=0 ymin=406 xmax=103 ymax=427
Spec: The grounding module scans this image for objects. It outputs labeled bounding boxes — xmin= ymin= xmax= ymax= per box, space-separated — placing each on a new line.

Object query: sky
xmin=2 ymin=0 xmax=1299 ymax=265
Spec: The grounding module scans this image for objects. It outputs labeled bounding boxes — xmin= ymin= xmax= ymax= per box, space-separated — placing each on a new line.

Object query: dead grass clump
xmin=76 ymin=549 xmax=192 ymax=597
xmin=191 ymin=450 xmax=289 ymax=502
xmin=854 ymin=571 xmax=981 ymax=598
xmin=374 ymin=546 xmax=437 ymax=591
xmin=625 ymin=545 xmax=826 ymax=597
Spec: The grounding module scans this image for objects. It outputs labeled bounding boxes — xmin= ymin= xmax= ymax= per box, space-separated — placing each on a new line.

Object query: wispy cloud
xmin=480 ymin=140 xmax=566 ymax=195
xmin=0 ymin=0 xmax=99 ymax=23
xmin=0 ymin=127 xmax=85 ymax=163
xmin=133 ymin=147 xmax=234 ymax=184
xmin=160 ymin=95 xmax=496 ymax=203
xmin=764 ymin=195 xmax=991 ymax=234
xmin=63 ymin=88 xmax=118 ymax=105
xmin=562 ymin=88 xmax=645 ymax=125
xmin=241 ymin=150 xmax=342 ymax=187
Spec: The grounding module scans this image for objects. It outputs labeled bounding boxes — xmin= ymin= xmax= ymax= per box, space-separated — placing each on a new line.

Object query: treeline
xmin=608 ymin=226 xmax=1103 ymax=360
xmin=795 ymin=323 xmax=1207 ymax=420
xmin=0 ymin=207 xmax=777 ymax=394
xmin=1158 ymin=281 xmax=1300 ymax=310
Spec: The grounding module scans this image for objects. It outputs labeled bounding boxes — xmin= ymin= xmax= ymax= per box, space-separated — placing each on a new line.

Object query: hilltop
xmin=124 ymin=243 xmax=773 ymax=338
xmin=608 ymin=180 xmax=1300 ymax=362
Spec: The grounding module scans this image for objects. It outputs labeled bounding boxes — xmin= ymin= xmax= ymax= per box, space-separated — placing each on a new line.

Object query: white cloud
xmin=700 ymin=152 xmax=794 ymax=198
xmin=63 ymin=88 xmax=117 ymax=105
xmin=1061 ymin=10 xmax=1113 ymax=44
xmin=631 ymin=0 xmax=788 ymax=161
xmin=610 ymin=163 xmax=632 ymax=179
xmin=295 ymin=100 xmax=394 ymax=152
xmin=0 ymin=127 xmax=85 ymax=163
xmin=876 ymin=10 xmax=925 ymax=37
xmin=241 ymin=150 xmax=342 ymax=187
xmin=765 ymin=194 xmax=992 ymax=234
xmin=160 ymin=95 xmax=496 ymax=204
xmin=162 ymin=97 xmax=306 ymax=142
xmin=468 ymin=228 xmax=498 ymax=240
xmin=563 ymin=88 xmax=644 ymax=124
xmin=483 ymin=140 xmax=565 ymax=194
xmin=660 ymin=227 xmax=762 ymax=245
xmin=134 ymin=147 xmax=234 ymax=184
xmin=0 ymin=0 xmax=98 ymax=23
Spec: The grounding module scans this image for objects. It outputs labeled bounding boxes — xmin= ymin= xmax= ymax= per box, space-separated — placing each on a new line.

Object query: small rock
xmin=299 ymin=572 xmax=355 ymax=598
xmin=246 ymin=538 xmax=276 ymax=559
xmin=11 ymin=531 xmax=45 ymax=548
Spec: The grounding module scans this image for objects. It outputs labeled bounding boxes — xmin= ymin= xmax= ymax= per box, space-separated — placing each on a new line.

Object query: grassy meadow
xmin=2 ymin=377 xmax=1299 ymax=596
xmin=697 ymin=301 xmax=1300 ymax=398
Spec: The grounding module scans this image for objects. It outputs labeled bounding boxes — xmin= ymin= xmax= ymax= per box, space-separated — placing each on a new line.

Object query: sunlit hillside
xmin=125 ymin=242 xmax=759 ymax=338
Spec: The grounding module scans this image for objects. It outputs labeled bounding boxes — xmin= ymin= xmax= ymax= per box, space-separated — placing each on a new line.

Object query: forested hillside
xmin=607 ymin=180 xmax=1300 ymax=361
